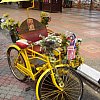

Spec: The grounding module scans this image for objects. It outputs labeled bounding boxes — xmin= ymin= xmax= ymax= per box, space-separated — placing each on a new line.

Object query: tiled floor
xmin=0 ymin=3 xmax=100 ymax=100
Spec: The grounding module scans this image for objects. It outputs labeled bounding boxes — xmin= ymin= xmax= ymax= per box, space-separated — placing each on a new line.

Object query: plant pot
xmin=9 ymin=30 xmax=19 ymax=43
xmin=10 ymin=34 xmax=17 ymax=43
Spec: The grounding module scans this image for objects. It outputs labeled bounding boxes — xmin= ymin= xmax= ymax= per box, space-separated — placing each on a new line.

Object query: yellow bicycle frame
xmin=7 ymin=43 xmax=65 ymax=92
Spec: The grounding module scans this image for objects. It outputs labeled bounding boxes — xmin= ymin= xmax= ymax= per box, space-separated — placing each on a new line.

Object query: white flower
xmin=1 ymin=19 xmax=5 ymax=22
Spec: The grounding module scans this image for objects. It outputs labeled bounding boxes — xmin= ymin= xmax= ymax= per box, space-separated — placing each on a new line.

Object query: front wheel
xmin=36 ymin=67 xmax=83 ymax=100
xmin=7 ymin=47 xmax=27 ymax=82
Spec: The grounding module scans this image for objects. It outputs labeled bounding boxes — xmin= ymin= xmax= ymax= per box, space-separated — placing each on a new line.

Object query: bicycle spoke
xmin=7 ymin=47 xmax=27 ymax=81
xmin=37 ymin=67 xmax=83 ymax=100
xmin=41 ymin=90 xmax=60 ymax=99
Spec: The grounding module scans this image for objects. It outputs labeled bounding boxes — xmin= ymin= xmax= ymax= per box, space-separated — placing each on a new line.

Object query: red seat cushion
xmin=16 ymin=40 xmax=42 ymax=52
xmin=19 ymin=28 xmax=48 ymax=42
xmin=16 ymin=39 xmax=29 ymax=49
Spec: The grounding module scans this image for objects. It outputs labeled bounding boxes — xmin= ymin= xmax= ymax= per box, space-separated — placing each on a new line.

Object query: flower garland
xmin=38 ymin=32 xmax=84 ymax=69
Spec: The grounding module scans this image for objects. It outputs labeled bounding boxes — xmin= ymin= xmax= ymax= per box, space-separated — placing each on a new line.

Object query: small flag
xmin=67 ymin=46 xmax=75 ymax=60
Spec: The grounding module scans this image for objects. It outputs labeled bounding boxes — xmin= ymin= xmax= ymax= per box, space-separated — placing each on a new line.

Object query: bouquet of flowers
xmin=0 ymin=13 xmax=20 ymax=43
xmin=40 ymin=11 xmax=51 ymax=26
xmin=0 ymin=13 xmax=9 ymax=29
xmin=39 ymin=33 xmax=62 ymax=52
xmin=38 ymin=32 xmax=84 ymax=68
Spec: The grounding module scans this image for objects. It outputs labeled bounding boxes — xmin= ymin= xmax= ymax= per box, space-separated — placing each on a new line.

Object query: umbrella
xmin=0 ymin=0 xmax=34 ymax=7
xmin=0 ymin=0 xmax=34 ymax=18
xmin=0 ymin=0 xmax=30 ymax=3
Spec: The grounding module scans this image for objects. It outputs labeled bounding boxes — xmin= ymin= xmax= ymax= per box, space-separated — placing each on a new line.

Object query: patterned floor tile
xmin=0 ymin=5 xmax=100 ymax=100
xmin=80 ymin=41 xmax=100 ymax=59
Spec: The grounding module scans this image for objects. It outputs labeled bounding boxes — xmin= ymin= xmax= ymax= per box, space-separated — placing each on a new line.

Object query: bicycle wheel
xmin=7 ymin=47 xmax=27 ymax=82
xmin=36 ymin=67 xmax=83 ymax=100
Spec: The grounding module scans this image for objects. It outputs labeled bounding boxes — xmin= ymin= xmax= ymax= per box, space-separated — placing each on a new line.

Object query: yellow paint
xmin=7 ymin=37 xmax=83 ymax=99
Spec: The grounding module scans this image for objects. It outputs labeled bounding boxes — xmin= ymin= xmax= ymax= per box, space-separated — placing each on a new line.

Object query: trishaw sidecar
xmin=7 ymin=17 xmax=83 ymax=100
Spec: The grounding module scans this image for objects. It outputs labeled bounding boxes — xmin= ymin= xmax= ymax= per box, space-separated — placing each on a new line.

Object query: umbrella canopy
xmin=0 ymin=0 xmax=30 ymax=3
xmin=0 ymin=0 xmax=35 ymax=18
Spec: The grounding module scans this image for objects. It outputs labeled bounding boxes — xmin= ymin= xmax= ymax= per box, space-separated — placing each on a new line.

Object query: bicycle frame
xmin=8 ymin=43 xmax=65 ymax=91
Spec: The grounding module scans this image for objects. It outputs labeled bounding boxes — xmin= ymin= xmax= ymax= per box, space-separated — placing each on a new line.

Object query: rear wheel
xmin=7 ymin=47 xmax=27 ymax=82
xmin=36 ymin=67 xmax=83 ymax=100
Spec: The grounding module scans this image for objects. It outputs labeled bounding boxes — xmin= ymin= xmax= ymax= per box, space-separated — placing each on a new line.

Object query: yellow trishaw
xmin=4 ymin=1 xmax=84 ymax=100
xmin=7 ymin=17 xmax=83 ymax=100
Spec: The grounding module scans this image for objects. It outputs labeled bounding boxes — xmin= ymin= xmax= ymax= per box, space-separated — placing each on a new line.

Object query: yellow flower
xmin=1 ymin=22 xmax=6 ymax=29
xmin=17 ymin=21 xmax=20 ymax=27
xmin=3 ymin=13 xmax=9 ymax=18
xmin=5 ymin=19 xmax=10 ymax=27
xmin=40 ymin=11 xmax=50 ymax=17
xmin=9 ymin=18 xmax=15 ymax=23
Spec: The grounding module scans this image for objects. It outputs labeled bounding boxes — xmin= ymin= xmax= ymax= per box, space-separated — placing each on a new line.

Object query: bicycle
xmin=7 ymin=17 xmax=83 ymax=100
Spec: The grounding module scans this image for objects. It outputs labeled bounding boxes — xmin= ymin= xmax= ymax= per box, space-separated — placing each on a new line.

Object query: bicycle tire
xmin=36 ymin=67 xmax=83 ymax=100
xmin=7 ymin=47 xmax=27 ymax=82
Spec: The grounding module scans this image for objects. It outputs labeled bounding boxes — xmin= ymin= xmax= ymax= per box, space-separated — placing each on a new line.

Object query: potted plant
xmin=0 ymin=14 xmax=7 ymax=29
xmin=40 ymin=11 xmax=51 ymax=26
xmin=40 ymin=11 xmax=54 ymax=34
xmin=0 ymin=14 xmax=20 ymax=43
